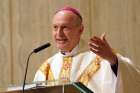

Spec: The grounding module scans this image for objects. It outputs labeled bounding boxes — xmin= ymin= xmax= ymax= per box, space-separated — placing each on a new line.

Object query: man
xmin=34 ymin=7 xmax=140 ymax=93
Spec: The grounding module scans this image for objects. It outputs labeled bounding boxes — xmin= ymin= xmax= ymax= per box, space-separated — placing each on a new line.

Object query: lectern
xmin=0 ymin=80 xmax=93 ymax=93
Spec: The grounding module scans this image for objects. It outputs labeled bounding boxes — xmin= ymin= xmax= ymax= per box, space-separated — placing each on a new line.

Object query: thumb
xmin=100 ymin=32 xmax=106 ymax=41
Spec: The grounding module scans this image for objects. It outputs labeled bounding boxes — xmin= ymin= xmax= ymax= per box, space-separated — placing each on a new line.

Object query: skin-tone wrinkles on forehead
xmin=53 ymin=10 xmax=82 ymax=27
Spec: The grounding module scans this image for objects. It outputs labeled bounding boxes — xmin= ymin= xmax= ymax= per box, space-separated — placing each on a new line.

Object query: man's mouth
xmin=56 ymin=39 xmax=68 ymax=43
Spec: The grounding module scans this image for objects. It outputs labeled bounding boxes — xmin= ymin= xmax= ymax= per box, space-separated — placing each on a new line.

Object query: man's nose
xmin=57 ymin=28 xmax=64 ymax=36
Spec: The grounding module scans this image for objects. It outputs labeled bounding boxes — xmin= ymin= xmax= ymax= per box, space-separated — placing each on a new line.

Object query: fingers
xmin=90 ymin=36 xmax=105 ymax=46
xmin=89 ymin=37 xmax=103 ymax=54
xmin=89 ymin=42 xmax=100 ymax=50
xmin=89 ymin=33 xmax=107 ymax=55
xmin=89 ymin=47 xmax=99 ymax=54
xmin=89 ymin=33 xmax=115 ymax=62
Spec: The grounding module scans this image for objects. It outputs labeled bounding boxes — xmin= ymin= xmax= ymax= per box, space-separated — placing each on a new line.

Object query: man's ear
xmin=79 ymin=24 xmax=84 ymax=34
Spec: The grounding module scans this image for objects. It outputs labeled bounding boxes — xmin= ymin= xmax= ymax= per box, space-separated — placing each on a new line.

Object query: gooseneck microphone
xmin=22 ymin=42 xmax=51 ymax=93
xmin=33 ymin=43 xmax=51 ymax=53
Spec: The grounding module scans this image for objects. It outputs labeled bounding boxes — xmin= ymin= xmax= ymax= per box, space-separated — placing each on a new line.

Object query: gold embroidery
xmin=78 ymin=56 xmax=102 ymax=85
xmin=39 ymin=55 xmax=102 ymax=86
xmin=39 ymin=62 xmax=49 ymax=76
xmin=47 ymin=67 xmax=54 ymax=80
xmin=59 ymin=56 xmax=72 ymax=81
xmin=39 ymin=62 xmax=54 ymax=80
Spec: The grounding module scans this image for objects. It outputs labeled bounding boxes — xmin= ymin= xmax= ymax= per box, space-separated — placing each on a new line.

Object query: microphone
xmin=33 ymin=43 xmax=51 ymax=53
xmin=22 ymin=43 xmax=51 ymax=93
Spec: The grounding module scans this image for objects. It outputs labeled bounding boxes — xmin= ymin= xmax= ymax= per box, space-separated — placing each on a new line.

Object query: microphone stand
xmin=22 ymin=51 xmax=34 ymax=93
xmin=22 ymin=43 xmax=51 ymax=93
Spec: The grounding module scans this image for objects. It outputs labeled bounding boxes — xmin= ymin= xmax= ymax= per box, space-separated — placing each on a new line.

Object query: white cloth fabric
xmin=34 ymin=49 xmax=140 ymax=93
xmin=116 ymin=54 xmax=140 ymax=93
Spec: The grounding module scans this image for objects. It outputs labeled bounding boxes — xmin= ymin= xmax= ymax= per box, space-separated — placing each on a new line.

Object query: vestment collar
xmin=59 ymin=45 xmax=79 ymax=57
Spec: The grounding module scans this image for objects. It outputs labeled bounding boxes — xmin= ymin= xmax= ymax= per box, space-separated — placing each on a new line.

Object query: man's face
xmin=52 ymin=11 xmax=83 ymax=52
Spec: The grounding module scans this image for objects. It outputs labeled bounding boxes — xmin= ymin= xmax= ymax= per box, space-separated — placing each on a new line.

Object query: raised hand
xmin=88 ymin=33 xmax=118 ymax=65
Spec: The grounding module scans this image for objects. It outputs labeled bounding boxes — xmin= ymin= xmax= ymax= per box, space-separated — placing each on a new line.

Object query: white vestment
xmin=34 ymin=46 xmax=140 ymax=93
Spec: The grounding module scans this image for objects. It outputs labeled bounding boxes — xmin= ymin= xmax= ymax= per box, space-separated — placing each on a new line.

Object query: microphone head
xmin=33 ymin=43 xmax=51 ymax=53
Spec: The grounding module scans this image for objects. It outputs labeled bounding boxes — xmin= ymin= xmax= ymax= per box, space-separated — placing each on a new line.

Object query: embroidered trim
xmin=39 ymin=62 xmax=54 ymax=80
xmin=39 ymin=55 xmax=102 ymax=86
xmin=59 ymin=56 xmax=72 ymax=81
xmin=78 ymin=56 xmax=102 ymax=85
